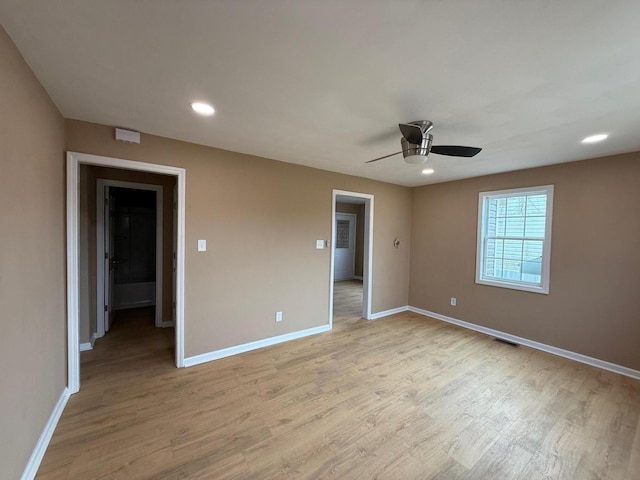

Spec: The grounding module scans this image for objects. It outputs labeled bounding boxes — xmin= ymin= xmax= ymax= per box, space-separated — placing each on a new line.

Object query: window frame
xmin=475 ymin=185 xmax=554 ymax=294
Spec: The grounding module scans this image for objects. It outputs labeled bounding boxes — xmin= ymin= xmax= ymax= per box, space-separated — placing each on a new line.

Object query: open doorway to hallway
xmin=67 ymin=152 xmax=185 ymax=393
xmin=330 ymin=190 xmax=373 ymax=325
xmin=77 ymin=164 xmax=178 ymax=383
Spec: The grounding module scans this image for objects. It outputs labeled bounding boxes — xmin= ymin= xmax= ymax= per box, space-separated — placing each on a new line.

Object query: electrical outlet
xmin=276 ymin=311 xmax=283 ymax=322
xmin=450 ymin=297 xmax=457 ymax=307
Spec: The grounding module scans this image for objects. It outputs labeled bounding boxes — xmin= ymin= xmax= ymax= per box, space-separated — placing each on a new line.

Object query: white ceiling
xmin=2 ymin=1 xmax=640 ymax=187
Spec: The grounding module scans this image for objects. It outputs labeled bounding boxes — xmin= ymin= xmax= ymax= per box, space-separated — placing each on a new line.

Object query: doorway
xmin=329 ymin=190 xmax=373 ymax=326
xmin=96 ymin=180 xmax=166 ymax=337
xmin=67 ymin=152 xmax=186 ymax=395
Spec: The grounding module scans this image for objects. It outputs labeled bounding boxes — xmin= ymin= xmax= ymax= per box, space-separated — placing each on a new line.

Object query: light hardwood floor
xmin=37 ymin=295 xmax=640 ymax=479
xmin=333 ymin=279 xmax=363 ymax=322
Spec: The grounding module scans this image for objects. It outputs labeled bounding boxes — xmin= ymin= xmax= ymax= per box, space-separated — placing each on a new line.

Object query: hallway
xmin=332 ymin=279 xmax=363 ymax=324
xmin=81 ymin=307 xmax=174 ymax=383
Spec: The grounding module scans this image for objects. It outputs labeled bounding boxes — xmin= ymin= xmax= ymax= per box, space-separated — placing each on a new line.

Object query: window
xmin=476 ymin=185 xmax=554 ymax=294
xmin=336 ymin=220 xmax=350 ymax=248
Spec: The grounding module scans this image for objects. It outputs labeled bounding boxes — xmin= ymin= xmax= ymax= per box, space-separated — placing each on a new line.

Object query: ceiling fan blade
xmin=430 ymin=145 xmax=482 ymax=157
xmin=365 ymin=151 xmax=403 ymax=163
xmin=398 ymin=123 xmax=424 ymax=144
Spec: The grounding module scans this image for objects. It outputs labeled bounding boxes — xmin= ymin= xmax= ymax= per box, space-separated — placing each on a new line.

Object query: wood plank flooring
xmin=333 ymin=279 xmax=363 ymax=322
xmin=37 ymin=294 xmax=640 ymax=479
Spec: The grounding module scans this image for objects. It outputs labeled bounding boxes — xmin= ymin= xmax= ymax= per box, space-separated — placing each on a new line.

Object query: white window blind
xmin=476 ymin=185 xmax=554 ymax=294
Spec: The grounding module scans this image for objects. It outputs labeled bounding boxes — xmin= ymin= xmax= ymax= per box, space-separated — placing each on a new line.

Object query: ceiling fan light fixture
xmin=404 ymin=154 xmax=429 ymax=164
xmin=364 ymin=120 xmax=482 ymax=164
xmin=581 ymin=133 xmax=608 ymax=143
xmin=401 ymin=134 xmax=432 ymax=164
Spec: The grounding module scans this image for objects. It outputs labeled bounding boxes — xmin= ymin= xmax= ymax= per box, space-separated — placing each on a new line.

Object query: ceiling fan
xmin=366 ymin=120 xmax=482 ymax=164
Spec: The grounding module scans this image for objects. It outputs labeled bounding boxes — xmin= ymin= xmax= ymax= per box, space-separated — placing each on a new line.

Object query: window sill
xmin=475 ymin=278 xmax=549 ymax=295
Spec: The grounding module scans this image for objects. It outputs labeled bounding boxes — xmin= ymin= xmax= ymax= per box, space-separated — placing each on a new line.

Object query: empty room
xmin=1 ymin=1 xmax=639 ymax=479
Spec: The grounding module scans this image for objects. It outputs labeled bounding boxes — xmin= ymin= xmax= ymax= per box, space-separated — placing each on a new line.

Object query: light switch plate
xmin=198 ymin=240 xmax=206 ymax=252
xmin=316 ymin=240 xmax=324 ymax=249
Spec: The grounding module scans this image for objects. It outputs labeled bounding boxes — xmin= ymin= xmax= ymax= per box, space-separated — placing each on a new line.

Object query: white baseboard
xmin=368 ymin=305 xmax=409 ymax=320
xmin=408 ymin=306 xmax=640 ymax=381
xmin=21 ymin=388 xmax=70 ymax=480
xmin=79 ymin=333 xmax=97 ymax=351
xmin=184 ymin=324 xmax=331 ymax=367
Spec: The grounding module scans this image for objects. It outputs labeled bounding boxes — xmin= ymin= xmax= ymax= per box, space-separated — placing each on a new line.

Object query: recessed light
xmin=190 ymin=102 xmax=215 ymax=116
xmin=581 ymin=133 xmax=608 ymax=144
xmin=421 ymin=168 xmax=435 ymax=175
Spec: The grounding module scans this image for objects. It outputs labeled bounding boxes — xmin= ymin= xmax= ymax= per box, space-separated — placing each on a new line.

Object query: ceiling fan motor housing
xmin=401 ymin=134 xmax=432 ymax=164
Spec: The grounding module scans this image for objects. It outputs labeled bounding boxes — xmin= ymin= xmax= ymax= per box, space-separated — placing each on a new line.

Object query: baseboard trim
xmin=21 ymin=388 xmax=70 ymax=480
xmin=79 ymin=333 xmax=97 ymax=352
xmin=184 ymin=324 xmax=332 ymax=367
xmin=368 ymin=305 xmax=409 ymax=320
xmin=159 ymin=321 xmax=175 ymax=328
xmin=408 ymin=306 xmax=640 ymax=381
xmin=354 ymin=275 xmax=363 ymax=280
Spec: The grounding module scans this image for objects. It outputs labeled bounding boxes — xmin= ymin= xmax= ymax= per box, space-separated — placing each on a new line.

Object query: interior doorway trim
xmin=96 ymin=179 xmax=165 ymax=337
xmin=67 ymin=152 xmax=186 ymax=394
xmin=330 ymin=189 xmax=374 ymax=326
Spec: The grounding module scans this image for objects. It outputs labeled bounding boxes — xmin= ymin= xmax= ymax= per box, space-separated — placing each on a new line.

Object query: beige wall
xmin=410 ymin=153 xmax=640 ymax=370
xmin=0 ymin=27 xmax=66 ymax=479
xmin=335 ymin=202 xmax=365 ymax=277
xmin=66 ymin=120 xmax=412 ymax=357
xmin=79 ymin=165 xmax=176 ymax=343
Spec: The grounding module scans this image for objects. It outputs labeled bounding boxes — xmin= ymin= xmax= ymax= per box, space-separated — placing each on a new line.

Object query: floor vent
xmin=494 ymin=338 xmax=519 ymax=348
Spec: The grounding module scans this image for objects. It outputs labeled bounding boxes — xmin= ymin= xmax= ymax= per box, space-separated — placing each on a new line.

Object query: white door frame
xmin=334 ymin=212 xmax=357 ymax=280
xmin=329 ymin=189 xmax=374 ymax=326
xmin=96 ymin=179 xmax=166 ymax=337
xmin=67 ymin=152 xmax=186 ymax=394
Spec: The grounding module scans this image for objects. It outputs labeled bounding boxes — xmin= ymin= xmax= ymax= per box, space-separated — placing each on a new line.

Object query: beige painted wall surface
xmin=0 ymin=27 xmax=66 ymax=479
xmin=410 ymin=153 xmax=640 ymax=370
xmin=336 ymin=202 xmax=365 ymax=277
xmin=66 ymin=120 xmax=412 ymax=357
xmin=78 ymin=165 xmax=176 ymax=343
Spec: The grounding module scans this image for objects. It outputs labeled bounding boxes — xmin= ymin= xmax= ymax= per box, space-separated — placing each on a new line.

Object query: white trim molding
xmin=369 ymin=305 xmax=409 ymax=320
xmin=79 ymin=332 xmax=97 ymax=352
xmin=184 ymin=324 xmax=331 ymax=367
xmin=67 ymin=152 xmax=187 ymax=396
xmin=408 ymin=306 xmax=640 ymax=381
xmin=20 ymin=388 xmax=70 ymax=480
xmin=475 ymin=184 xmax=554 ymax=295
